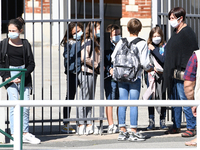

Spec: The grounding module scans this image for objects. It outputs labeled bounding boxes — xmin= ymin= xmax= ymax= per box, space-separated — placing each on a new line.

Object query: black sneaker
xmin=118 ymin=131 xmax=129 ymax=141
xmin=146 ymin=119 xmax=155 ymax=130
xmin=160 ymin=119 xmax=168 ymax=130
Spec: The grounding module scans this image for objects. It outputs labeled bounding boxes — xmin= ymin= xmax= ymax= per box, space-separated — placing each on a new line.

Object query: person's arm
xmin=184 ymin=53 xmax=197 ymax=100
xmin=184 ymin=80 xmax=195 ymax=100
xmin=25 ymin=41 xmax=35 ymax=78
xmin=111 ymin=40 xmax=122 ymax=63
xmin=139 ymin=41 xmax=153 ymax=72
xmin=81 ymin=39 xmax=99 ymax=69
xmin=151 ymin=46 xmax=165 ymax=64
xmin=0 ymin=40 xmax=10 ymax=80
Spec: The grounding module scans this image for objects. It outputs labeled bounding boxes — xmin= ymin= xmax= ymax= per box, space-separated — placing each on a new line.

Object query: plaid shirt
xmin=184 ymin=53 xmax=197 ymax=81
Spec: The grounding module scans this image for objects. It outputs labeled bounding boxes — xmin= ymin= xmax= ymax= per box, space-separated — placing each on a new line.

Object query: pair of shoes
xmin=85 ymin=125 xmax=99 ymax=135
xmin=146 ymin=119 xmax=155 ymax=130
xmin=23 ymin=133 xmax=41 ymax=144
xmin=118 ymin=130 xmax=129 ymax=141
xmin=107 ymin=124 xmax=119 ymax=134
xmin=164 ymin=127 xmax=181 ymax=134
xmin=181 ymin=129 xmax=196 ymax=137
xmin=160 ymin=119 xmax=168 ymax=130
xmin=61 ymin=124 xmax=76 ymax=133
xmin=185 ymin=138 xmax=197 ymax=146
xmin=128 ymin=132 xmax=146 ymax=142
xmin=77 ymin=125 xmax=85 ymax=135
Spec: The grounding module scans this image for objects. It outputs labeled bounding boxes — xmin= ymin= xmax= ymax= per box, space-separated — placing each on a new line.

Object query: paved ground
xmin=1 ymin=126 xmax=196 ymax=149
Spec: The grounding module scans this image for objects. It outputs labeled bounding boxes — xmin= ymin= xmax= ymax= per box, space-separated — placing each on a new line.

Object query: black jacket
xmin=0 ymin=38 xmax=35 ymax=88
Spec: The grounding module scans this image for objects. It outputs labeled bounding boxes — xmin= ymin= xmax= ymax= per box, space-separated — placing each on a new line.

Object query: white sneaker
xmin=23 ymin=133 xmax=41 ymax=144
xmin=107 ymin=124 xmax=119 ymax=134
xmin=61 ymin=124 xmax=76 ymax=133
xmin=85 ymin=125 xmax=99 ymax=135
xmin=77 ymin=125 xmax=85 ymax=135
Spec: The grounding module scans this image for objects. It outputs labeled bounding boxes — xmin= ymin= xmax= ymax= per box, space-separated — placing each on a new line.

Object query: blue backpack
xmin=63 ymin=40 xmax=81 ymax=74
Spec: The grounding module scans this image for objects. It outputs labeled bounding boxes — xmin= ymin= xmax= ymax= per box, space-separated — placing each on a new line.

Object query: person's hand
xmin=146 ymin=65 xmax=154 ymax=72
xmin=148 ymin=44 xmax=155 ymax=51
xmin=191 ymin=106 xmax=197 ymax=117
xmin=154 ymin=67 xmax=163 ymax=74
xmin=109 ymin=68 xmax=113 ymax=76
xmin=5 ymin=77 xmax=11 ymax=83
xmin=12 ymin=78 xmax=21 ymax=84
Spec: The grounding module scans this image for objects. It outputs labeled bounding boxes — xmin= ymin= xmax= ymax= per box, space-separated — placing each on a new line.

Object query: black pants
xmin=63 ymin=72 xmax=79 ymax=124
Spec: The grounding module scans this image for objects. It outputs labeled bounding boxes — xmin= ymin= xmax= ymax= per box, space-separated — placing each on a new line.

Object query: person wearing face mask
xmin=77 ymin=22 xmax=101 ymax=135
xmin=60 ymin=22 xmax=84 ymax=134
xmin=163 ymin=7 xmax=198 ymax=136
xmin=104 ymin=24 xmax=121 ymax=134
xmin=143 ymin=26 xmax=168 ymax=131
xmin=0 ymin=17 xmax=40 ymax=144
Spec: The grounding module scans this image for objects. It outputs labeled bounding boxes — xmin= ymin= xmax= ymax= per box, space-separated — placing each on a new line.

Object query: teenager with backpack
xmin=60 ymin=22 xmax=83 ymax=133
xmin=111 ymin=18 xmax=153 ymax=142
xmin=143 ymin=26 xmax=168 ymax=131
xmin=0 ymin=17 xmax=40 ymax=144
xmin=77 ymin=22 xmax=100 ymax=135
xmin=104 ymin=24 xmax=121 ymax=134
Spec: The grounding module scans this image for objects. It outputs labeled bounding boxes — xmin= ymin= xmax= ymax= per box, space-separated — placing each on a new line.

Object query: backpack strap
xmin=121 ymin=37 xmax=145 ymax=48
xmin=130 ymin=37 xmax=145 ymax=45
xmin=1 ymin=38 xmax=9 ymax=62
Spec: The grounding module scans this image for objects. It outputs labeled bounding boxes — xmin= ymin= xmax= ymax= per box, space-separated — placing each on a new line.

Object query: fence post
xmin=197 ymin=105 xmax=200 ymax=149
xmin=14 ymin=104 xmax=21 ymax=150
xmin=0 ymin=0 xmax=5 ymax=144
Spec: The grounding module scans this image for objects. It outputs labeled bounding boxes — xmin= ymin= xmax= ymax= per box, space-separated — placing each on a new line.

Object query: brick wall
xmin=122 ymin=0 xmax=151 ymax=18
xmin=25 ymin=0 xmax=50 ymax=13
xmin=121 ymin=0 xmax=152 ymax=40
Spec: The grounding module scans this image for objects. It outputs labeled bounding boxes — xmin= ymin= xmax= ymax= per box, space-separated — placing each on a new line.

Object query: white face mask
xmin=152 ymin=36 xmax=161 ymax=45
xmin=169 ymin=17 xmax=181 ymax=28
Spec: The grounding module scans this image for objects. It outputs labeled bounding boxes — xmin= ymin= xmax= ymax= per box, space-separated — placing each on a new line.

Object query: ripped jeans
xmin=7 ymin=65 xmax=30 ymax=135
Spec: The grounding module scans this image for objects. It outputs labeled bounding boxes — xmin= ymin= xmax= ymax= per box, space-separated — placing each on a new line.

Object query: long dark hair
xmin=60 ymin=22 xmax=83 ymax=46
xmin=84 ymin=21 xmax=100 ymax=52
xmin=8 ymin=16 xmax=25 ymax=31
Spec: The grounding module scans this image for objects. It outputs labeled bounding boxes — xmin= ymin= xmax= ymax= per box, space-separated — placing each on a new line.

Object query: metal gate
xmin=1 ymin=0 xmax=105 ymax=135
xmin=157 ymin=0 xmax=200 ymax=46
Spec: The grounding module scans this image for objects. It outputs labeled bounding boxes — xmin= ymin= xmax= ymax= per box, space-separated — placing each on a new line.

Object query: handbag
xmin=173 ymin=69 xmax=184 ymax=81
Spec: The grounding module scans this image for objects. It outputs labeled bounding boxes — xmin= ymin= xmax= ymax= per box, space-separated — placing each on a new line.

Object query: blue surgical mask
xmin=8 ymin=32 xmax=19 ymax=39
xmin=112 ymin=35 xmax=121 ymax=43
xmin=96 ymin=30 xmax=100 ymax=38
xmin=73 ymin=30 xmax=83 ymax=40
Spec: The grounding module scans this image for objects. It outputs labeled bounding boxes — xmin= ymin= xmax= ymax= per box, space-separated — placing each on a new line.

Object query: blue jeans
xmin=104 ymin=78 xmax=119 ymax=100
xmin=7 ymin=65 xmax=30 ymax=135
xmin=118 ymin=79 xmax=141 ymax=128
xmin=170 ymin=79 xmax=196 ymax=129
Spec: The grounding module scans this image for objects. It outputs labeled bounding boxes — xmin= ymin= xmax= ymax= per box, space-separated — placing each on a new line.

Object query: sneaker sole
xmin=128 ymin=138 xmax=146 ymax=142
xmin=118 ymin=137 xmax=127 ymax=141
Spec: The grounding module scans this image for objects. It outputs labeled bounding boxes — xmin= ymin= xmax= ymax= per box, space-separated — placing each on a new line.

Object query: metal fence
xmin=157 ymin=0 xmax=200 ymax=46
xmin=1 ymin=100 xmax=200 ymax=150
xmin=1 ymin=0 xmax=106 ymax=135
